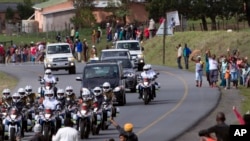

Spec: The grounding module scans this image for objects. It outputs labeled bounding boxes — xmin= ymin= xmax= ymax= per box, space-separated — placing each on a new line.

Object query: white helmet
xmin=12 ymin=93 xmax=21 ymax=103
xmin=65 ymin=86 xmax=73 ymax=96
xmin=25 ymin=85 xmax=32 ymax=95
xmin=143 ymin=64 xmax=150 ymax=71
xmin=147 ymin=64 xmax=152 ymax=69
xmin=18 ymin=88 xmax=26 ymax=97
xmin=57 ymin=88 xmax=65 ymax=100
xmin=102 ymin=82 xmax=111 ymax=93
xmin=93 ymin=87 xmax=102 ymax=96
xmin=81 ymin=88 xmax=90 ymax=101
xmin=45 ymin=69 xmax=52 ymax=74
xmin=44 ymin=89 xmax=54 ymax=100
xmin=2 ymin=88 xmax=11 ymax=99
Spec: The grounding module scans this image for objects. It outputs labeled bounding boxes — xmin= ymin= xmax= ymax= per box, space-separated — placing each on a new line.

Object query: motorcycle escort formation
xmin=0 ymin=70 xmax=122 ymax=140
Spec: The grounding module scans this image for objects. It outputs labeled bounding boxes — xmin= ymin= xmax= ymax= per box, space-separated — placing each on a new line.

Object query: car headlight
xmin=137 ymin=54 xmax=144 ymax=58
xmin=45 ymin=58 xmax=53 ymax=63
xmin=68 ymin=57 xmax=75 ymax=62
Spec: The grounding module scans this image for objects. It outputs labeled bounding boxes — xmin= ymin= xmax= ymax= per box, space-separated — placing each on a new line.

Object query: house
xmin=33 ymin=0 xmax=148 ymax=32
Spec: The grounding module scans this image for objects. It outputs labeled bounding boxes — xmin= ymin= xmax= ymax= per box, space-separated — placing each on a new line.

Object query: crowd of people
xmin=177 ymin=44 xmax=250 ymax=89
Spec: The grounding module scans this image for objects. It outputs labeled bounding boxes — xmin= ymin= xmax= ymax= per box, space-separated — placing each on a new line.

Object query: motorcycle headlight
xmin=137 ymin=54 xmax=144 ymax=58
xmin=45 ymin=58 xmax=53 ymax=63
xmin=143 ymin=81 xmax=149 ymax=86
xmin=45 ymin=114 xmax=51 ymax=119
xmin=113 ymin=87 xmax=121 ymax=92
xmin=68 ymin=57 xmax=75 ymax=62
xmin=3 ymin=112 xmax=7 ymax=116
xmin=81 ymin=110 xmax=87 ymax=115
xmin=10 ymin=114 xmax=17 ymax=120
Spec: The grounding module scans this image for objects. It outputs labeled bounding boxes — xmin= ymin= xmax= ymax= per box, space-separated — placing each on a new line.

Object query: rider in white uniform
xmin=43 ymin=69 xmax=57 ymax=83
xmin=42 ymin=89 xmax=60 ymax=110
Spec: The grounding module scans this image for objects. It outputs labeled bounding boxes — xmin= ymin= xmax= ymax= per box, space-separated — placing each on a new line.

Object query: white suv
xmin=44 ymin=43 xmax=76 ymax=74
xmin=115 ymin=40 xmax=145 ymax=71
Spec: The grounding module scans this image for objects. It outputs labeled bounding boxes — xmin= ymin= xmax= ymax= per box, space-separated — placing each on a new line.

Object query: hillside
xmin=143 ymin=30 xmax=250 ymax=69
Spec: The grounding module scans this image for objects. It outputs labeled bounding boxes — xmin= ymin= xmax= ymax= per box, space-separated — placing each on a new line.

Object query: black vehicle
xmin=101 ymin=57 xmax=137 ymax=92
xmin=76 ymin=61 xmax=127 ymax=105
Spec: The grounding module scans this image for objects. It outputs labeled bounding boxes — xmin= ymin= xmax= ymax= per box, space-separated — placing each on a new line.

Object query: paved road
xmin=0 ymin=63 xmax=220 ymax=141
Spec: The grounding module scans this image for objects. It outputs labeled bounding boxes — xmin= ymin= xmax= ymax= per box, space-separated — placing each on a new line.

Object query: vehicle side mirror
xmin=141 ymin=47 xmax=144 ymax=51
xmin=76 ymin=77 xmax=82 ymax=81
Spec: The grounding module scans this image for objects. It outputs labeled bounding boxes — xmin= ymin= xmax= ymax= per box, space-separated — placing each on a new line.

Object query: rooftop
xmin=32 ymin=0 xmax=68 ymax=9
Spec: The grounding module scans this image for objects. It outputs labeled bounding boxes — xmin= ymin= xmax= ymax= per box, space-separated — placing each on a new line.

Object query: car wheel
xmin=138 ymin=64 xmax=144 ymax=71
xmin=130 ymin=84 xmax=137 ymax=93
xmin=124 ymin=93 xmax=127 ymax=104
xmin=69 ymin=67 xmax=76 ymax=74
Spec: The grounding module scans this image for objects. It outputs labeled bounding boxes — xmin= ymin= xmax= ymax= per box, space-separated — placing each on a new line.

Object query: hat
xmin=33 ymin=124 xmax=42 ymax=133
xmin=124 ymin=123 xmax=133 ymax=132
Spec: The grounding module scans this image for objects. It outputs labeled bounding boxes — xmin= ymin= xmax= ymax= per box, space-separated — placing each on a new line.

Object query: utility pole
xmin=163 ymin=12 xmax=167 ymax=65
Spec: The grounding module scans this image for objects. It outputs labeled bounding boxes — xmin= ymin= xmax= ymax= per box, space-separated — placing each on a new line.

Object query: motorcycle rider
xmin=147 ymin=64 xmax=160 ymax=97
xmin=65 ymin=86 xmax=77 ymax=107
xmin=75 ymin=88 xmax=92 ymax=130
xmin=40 ymin=89 xmax=61 ymax=111
xmin=38 ymin=79 xmax=57 ymax=98
xmin=1 ymin=88 xmax=12 ymax=108
xmin=56 ymin=88 xmax=66 ymax=107
xmin=25 ymin=85 xmax=37 ymax=106
xmin=102 ymin=82 xmax=114 ymax=103
xmin=138 ymin=64 xmax=156 ymax=99
xmin=43 ymin=69 xmax=57 ymax=83
xmin=93 ymin=86 xmax=104 ymax=109
xmin=18 ymin=87 xmax=28 ymax=104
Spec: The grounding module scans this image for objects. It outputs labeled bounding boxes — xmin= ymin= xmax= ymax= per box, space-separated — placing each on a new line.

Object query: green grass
xmin=0 ymin=0 xmax=46 ymax=3
xmin=143 ymin=30 xmax=250 ymax=113
xmin=0 ymin=72 xmax=18 ymax=98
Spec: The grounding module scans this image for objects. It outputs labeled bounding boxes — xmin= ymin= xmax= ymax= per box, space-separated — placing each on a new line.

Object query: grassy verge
xmin=143 ymin=30 xmax=250 ymax=113
xmin=0 ymin=71 xmax=18 ymax=98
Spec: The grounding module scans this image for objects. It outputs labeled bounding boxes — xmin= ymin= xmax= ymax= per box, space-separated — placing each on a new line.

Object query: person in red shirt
xmin=144 ymin=28 xmax=149 ymax=40
xmin=30 ymin=42 xmax=37 ymax=63
xmin=0 ymin=44 xmax=5 ymax=63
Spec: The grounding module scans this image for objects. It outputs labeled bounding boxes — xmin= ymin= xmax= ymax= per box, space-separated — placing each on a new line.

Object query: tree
xmin=17 ymin=0 xmax=34 ymax=19
xmin=71 ymin=0 xmax=96 ymax=28
xmin=105 ymin=0 xmax=130 ymax=25
xmin=244 ymin=0 xmax=250 ymax=26
xmin=5 ymin=7 xmax=14 ymax=20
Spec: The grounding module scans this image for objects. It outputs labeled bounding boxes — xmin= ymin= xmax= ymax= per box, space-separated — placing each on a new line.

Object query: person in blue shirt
xmin=183 ymin=43 xmax=192 ymax=69
xmin=76 ymin=39 xmax=82 ymax=62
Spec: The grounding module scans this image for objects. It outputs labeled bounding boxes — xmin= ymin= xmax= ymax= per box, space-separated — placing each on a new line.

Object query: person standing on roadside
xmin=176 ymin=44 xmax=183 ymax=69
xmin=183 ymin=43 xmax=192 ymax=69
xmin=52 ymin=118 xmax=79 ymax=141
xmin=76 ymin=39 xmax=82 ymax=62
xmin=70 ymin=27 xmax=75 ymax=42
xmin=83 ymin=39 xmax=88 ymax=62
xmin=205 ymin=50 xmax=212 ymax=86
xmin=207 ymin=50 xmax=219 ymax=87
xmin=198 ymin=112 xmax=230 ymax=141
xmin=110 ymin=119 xmax=138 ymax=141
xmin=191 ymin=56 xmax=204 ymax=87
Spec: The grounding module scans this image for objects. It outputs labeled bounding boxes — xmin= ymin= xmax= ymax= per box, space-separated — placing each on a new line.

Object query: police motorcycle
xmin=74 ymin=88 xmax=94 ymax=139
xmin=90 ymin=87 xmax=104 ymax=135
xmin=3 ymin=107 xmax=22 ymax=141
xmin=36 ymin=90 xmax=62 ymax=141
xmin=100 ymin=83 xmax=120 ymax=130
xmin=37 ymin=75 xmax=59 ymax=98
xmin=0 ymin=106 xmax=8 ymax=140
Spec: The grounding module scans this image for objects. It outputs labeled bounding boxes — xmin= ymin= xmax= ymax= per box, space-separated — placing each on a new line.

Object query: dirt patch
xmin=175 ymin=88 xmax=243 ymax=141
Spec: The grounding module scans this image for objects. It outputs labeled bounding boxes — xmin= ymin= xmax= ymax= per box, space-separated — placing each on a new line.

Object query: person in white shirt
xmin=177 ymin=44 xmax=183 ymax=69
xmin=207 ymin=50 xmax=219 ymax=87
xmin=52 ymin=118 xmax=79 ymax=141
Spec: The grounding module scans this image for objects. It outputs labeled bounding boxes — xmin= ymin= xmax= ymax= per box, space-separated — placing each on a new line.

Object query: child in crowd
xmin=224 ymin=65 xmax=231 ymax=90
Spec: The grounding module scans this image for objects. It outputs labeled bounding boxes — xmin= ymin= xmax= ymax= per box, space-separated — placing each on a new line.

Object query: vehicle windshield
xmin=104 ymin=59 xmax=132 ymax=69
xmin=117 ymin=42 xmax=140 ymax=51
xmin=84 ymin=65 xmax=119 ymax=79
xmin=101 ymin=51 xmax=129 ymax=59
xmin=47 ymin=45 xmax=71 ymax=54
